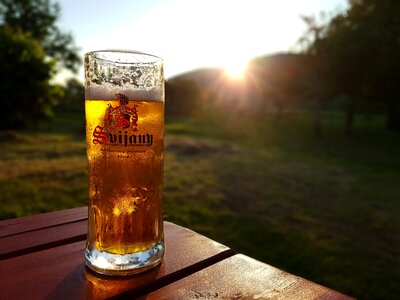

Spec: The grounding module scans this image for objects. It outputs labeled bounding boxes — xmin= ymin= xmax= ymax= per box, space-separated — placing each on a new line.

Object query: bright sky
xmin=58 ymin=0 xmax=347 ymax=81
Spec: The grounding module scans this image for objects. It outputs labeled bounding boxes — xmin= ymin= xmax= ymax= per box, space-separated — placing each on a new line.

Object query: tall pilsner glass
xmin=84 ymin=50 xmax=165 ymax=275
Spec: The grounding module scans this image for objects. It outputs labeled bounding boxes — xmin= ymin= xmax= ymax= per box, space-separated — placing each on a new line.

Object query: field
xmin=1 ymin=110 xmax=399 ymax=299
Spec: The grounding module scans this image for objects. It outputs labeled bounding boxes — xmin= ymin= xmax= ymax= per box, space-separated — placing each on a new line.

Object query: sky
xmin=57 ymin=0 xmax=348 ymax=81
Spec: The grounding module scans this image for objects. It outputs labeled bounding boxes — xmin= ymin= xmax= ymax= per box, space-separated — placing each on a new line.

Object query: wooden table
xmin=0 ymin=207 xmax=353 ymax=299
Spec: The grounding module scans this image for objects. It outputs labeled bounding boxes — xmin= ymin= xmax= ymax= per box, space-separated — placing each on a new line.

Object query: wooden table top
xmin=0 ymin=207 xmax=353 ymax=299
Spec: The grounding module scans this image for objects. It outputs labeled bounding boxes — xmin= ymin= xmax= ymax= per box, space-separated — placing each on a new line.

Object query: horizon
xmin=56 ymin=0 xmax=348 ymax=83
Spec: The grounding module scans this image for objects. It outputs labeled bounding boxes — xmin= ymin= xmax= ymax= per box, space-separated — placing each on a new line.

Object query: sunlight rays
xmin=224 ymin=59 xmax=248 ymax=80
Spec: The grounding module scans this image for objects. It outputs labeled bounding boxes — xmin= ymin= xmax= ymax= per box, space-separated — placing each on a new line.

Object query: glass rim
xmin=85 ymin=49 xmax=162 ymax=65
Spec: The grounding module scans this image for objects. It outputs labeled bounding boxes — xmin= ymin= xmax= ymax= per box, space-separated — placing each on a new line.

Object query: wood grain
xmin=143 ymin=254 xmax=354 ymax=300
xmin=0 ymin=219 xmax=87 ymax=260
xmin=0 ymin=206 xmax=87 ymax=238
xmin=0 ymin=222 xmax=234 ymax=300
xmin=0 ymin=208 xmax=353 ymax=299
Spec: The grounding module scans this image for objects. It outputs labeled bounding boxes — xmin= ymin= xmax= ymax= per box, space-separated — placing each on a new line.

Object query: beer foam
xmin=85 ymin=83 xmax=163 ymax=101
xmin=84 ymin=50 xmax=164 ymax=101
xmin=86 ymin=50 xmax=162 ymax=65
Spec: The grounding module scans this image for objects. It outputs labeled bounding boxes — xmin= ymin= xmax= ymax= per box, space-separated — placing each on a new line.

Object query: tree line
xmin=167 ymin=0 xmax=400 ymax=135
xmin=1 ymin=0 xmax=399 ymax=135
xmin=298 ymin=0 xmax=400 ymax=134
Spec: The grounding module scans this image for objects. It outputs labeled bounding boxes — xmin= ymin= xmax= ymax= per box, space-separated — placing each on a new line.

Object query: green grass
xmin=1 ymin=110 xmax=399 ymax=299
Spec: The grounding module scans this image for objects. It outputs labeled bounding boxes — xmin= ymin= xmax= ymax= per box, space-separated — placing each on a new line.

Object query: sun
xmin=224 ymin=60 xmax=248 ymax=80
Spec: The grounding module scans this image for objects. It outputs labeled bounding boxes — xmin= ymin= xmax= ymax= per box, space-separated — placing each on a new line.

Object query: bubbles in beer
xmin=112 ymin=186 xmax=149 ymax=216
xmin=85 ymin=99 xmax=164 ymax=255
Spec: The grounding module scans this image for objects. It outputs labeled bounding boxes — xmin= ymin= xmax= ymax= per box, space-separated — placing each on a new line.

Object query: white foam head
xmin=84 ymin=50 xmax=164 ymax=101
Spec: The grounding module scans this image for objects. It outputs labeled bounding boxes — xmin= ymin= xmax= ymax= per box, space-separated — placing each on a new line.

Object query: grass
xmin=1 ymin=109 xmax=399 ymax=299
xmin=0 ymin=115 xmax=87 ymax=219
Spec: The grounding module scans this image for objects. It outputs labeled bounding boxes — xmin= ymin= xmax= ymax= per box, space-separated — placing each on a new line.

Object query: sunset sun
xmin=224 ymin=59 xmax=248 ymax=80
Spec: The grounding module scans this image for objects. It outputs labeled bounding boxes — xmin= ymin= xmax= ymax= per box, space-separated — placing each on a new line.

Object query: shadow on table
xmin=45 ymin=263 xmax=161 ymax=299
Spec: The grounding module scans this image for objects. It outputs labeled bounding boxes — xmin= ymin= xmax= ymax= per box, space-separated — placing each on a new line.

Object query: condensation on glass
xmin=84 ymin=50 xmax=165 ymax=275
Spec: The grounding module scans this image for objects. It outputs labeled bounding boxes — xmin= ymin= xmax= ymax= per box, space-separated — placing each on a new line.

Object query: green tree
xmin=0 ymin=0 xmax=80 ymax=71
xmin=0 ymin=27 xmax=62 ymax=129
xmin=0 ymin=0 xmax=80 ymax=129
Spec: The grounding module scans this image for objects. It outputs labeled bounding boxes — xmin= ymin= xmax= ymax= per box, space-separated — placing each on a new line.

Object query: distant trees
xmin=165 ymin=60 xmax=312 ymax=121
xmin=302 ymin=0 xmax=400 ymax=133
xmin=248 ymin=54 xmax=310 ymax=118
xmin=156 ymin=1 xmax=400 ymax=134
xmin=58 ymin=79 xmax=84 ymax=112
xmin=166 ymin=78 xmax=202 ymax=117
xmin=0 ymin=0 xmax=79 ymax=129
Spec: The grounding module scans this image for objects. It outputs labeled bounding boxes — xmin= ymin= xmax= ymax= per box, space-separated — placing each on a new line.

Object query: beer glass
xmin=84 ymin=50 xmax=165 ymax=275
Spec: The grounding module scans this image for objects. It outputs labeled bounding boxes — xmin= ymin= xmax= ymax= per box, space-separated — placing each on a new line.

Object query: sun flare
xmin=224 ymin=60 xmax=248 ymax=80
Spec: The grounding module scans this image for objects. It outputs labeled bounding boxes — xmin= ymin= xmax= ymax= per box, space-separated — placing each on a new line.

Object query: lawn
xmin=0 ymin=110 xmax=399 ymax=299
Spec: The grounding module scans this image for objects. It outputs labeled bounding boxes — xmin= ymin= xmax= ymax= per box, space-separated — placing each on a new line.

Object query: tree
xmin=0 ymin=0 xmax=80 ymax=71
xmin=299 ymin=14 xmax=345 ymax=136
xmin=165 ymin=78 xmax=202 ymax=117
xmin=318 ymin=12 xmax=371 ymax=134
xmin=0 ymin=0 xmax=80 ymax=129
xmin=303 ymin=0 xmax=400 ymax=133
xmin=248 ymin=54 xmax=310 ymax=119
xmin=58 ymin=78 xmax=84 ymax=112
xmin=0 ymin=27 xmax=62 ymax=129
xmin=357 ymin=0 xmax=400 ymax=131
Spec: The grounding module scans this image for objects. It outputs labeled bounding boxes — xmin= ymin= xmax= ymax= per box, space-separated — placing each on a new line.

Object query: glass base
xmin=84 ymin=241 xmax=165 ymax=276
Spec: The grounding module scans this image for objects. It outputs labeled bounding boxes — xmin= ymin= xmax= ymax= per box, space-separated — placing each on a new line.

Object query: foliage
xmin=0 ymin=27 xmax=63 ymax=129
xmin=302 ymin=0 xmax=400 ymax=132
xmin=57 ymin=78 xmax=84 ymax=112
xmin=0 ymin=0 xmax=80 ymax=72
xmin=0 ymin=0 xmax=80 ymax=129
xmin=165 ymin=78 xmax=202 ymax=117
xmin=248 ymin=54 xmax=310 ymax=115
xmin=166 ymin=61 xmax=313 ymax=121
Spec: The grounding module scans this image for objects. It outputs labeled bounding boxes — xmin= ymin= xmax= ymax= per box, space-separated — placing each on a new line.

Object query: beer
xmin=86 ymin=99 xmax=164 ymax=255
xmin=84 ymin=50 xmax=165 ymax=275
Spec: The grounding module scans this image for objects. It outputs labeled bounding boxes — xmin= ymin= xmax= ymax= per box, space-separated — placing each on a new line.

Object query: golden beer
xmin=84 ymin=51 xmax=165 ymax=275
